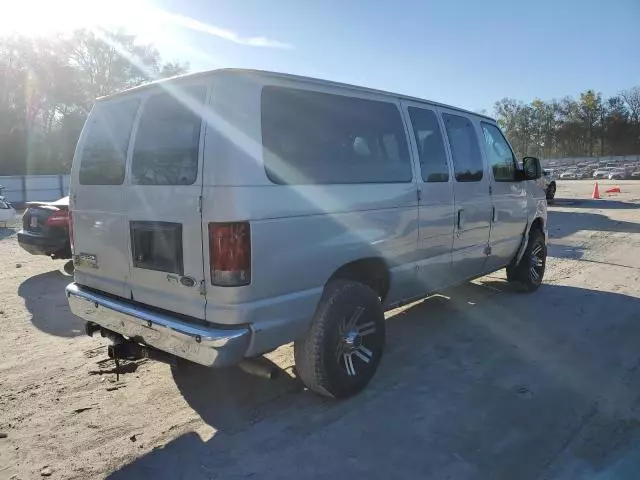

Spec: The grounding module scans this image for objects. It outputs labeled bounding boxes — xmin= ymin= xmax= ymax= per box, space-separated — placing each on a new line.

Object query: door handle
xmin=457 ymin=208 xmax=465 ymax=230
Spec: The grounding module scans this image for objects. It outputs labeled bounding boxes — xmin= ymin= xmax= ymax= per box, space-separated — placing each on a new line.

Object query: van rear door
xmin=125 ymin=85 xmax=208 ymax=319
xmin=71 ymin=97 xmax=140 ymax=298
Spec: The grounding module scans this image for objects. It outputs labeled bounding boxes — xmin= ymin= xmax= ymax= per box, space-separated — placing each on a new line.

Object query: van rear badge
xmin=180 ymin=276 xmax=196 ymax=288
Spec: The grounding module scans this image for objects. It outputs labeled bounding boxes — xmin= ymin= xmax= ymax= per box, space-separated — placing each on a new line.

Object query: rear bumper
xmin=18 ymin=231 xmax=70 ymax=257
xmin=65 ymin=283 xmax=251 ymax=367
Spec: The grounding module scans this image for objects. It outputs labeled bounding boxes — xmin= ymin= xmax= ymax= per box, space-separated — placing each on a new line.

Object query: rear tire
xmin=294 ymin=279 xmax=385 ymax=399
xmin=508 ymin=229 xmax=547 ymax=292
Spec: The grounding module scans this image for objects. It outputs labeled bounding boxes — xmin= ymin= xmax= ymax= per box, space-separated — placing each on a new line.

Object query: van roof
xmin=97 ymin=68 xmax=497 ymax=122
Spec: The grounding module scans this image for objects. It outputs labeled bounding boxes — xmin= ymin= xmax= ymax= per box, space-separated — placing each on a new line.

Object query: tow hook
xmin=84 ymin=322 xmax=278 ymax=380
xmin=106 ymin=338 xmax=178 ymax=379
xmin=107 ymin=341 xmax=146 ymax=362
xmin=85 ymin=321 xmax=100 ymax=337
xmin=85 ymin=322 xmax=177 ymax=380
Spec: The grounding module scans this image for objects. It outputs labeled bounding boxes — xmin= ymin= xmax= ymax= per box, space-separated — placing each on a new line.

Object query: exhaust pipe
xmin=239 ymin=359 xmax=279 ymax=380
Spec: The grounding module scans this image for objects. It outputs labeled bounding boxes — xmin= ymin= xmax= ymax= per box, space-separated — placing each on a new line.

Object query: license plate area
xmin=130 ymin=221 xmax=183 ymax=275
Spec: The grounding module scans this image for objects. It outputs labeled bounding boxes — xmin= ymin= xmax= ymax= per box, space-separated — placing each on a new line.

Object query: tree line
xmin=0 ymin=30 xmax=187 ymax=175
xmin=494 ymin=88 xmax=640 ymax=159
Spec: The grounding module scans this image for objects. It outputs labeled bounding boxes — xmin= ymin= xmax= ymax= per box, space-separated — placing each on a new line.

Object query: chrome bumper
xmin=65 ymin=283 xmax=250 ymax=367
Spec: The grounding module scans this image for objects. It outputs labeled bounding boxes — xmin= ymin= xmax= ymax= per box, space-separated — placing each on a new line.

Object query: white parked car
xmin=0 ymin=197 xmax=16 ymax=227
xmin=608 ymin=168 xmax=628 ymax=180
xmin=560 ymin=171 xmax=577 ymax=180
xmin=593 ymin=168 xmax=612 ymax=179
xmin=65 ymin=69 xmax=548 ymax=398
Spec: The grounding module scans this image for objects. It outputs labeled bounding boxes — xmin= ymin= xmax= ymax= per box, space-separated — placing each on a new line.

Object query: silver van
xmin=66 ymin=69 xmax=547 ymax=398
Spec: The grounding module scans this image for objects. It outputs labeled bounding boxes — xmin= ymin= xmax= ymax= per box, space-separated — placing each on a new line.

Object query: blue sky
xmin=148 ymin=0 xmax=640 ymax=114
xmin=7 ymin=0 xmax=639 ymax=114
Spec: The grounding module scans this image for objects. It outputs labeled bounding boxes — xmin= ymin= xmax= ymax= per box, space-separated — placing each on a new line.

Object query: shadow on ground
xmin=108 ymin=282 xmax=640 ymax=480
xmin=171 ymin=358 xmax=302 ymax=432
xmin=551 ymin=198 xmax=640 ymax=210
xmin=548 ymin=209 xmax=640 ymax=240
xmin=547 ymin=243 xmax=585 ymax=260
xmin=18 ymin=269 xmax=84 ymax=337
xmin=0 ymin=225 xmax=17 ymax=240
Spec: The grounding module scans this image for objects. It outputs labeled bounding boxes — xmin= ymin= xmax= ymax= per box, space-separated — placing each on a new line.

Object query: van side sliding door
xmin=438 ymin=109 xmax=492 ymax=283
xmin=400 ymin=101 xmax=455 ymax=293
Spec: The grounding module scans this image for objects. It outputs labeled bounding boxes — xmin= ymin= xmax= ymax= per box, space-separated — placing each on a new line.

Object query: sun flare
xmin=0 ymin=0 xmax=156 ymax=38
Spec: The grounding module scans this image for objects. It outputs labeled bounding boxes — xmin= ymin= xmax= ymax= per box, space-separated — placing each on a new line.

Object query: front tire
xmin=294 ymin=279 xmax=385 ymax=399
xmin=62 ymin=259 xmax=75 ymax=276
xmin=508 ymin=229 xmax=547 ymax=292
xmin=546 ymin=183 xmax=556 ymax=201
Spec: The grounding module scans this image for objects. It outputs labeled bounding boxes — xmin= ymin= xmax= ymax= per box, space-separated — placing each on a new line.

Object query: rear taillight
xmin=209 ymin=222 xmax=251 ymax=286
xmin=68 ymin=211 xmax=74 ymax=253
xmin=45 ymin=209 xmax=69 ymax=227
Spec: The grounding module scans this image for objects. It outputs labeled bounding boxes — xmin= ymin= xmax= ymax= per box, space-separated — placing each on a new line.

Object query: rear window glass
xmin=79 ymin=99 xmax=140 ymax=185
xmin=408 ymin=107 xmax=449 ymax=182
xmin=261 ymin=87 xmax=412 ymax=184
xmin=132 ymin=87 xmax=206 ymax=185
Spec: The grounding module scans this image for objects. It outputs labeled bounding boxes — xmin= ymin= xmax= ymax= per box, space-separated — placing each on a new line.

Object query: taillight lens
xmin=45 ymin=209 xmax=69 ymax=227
xmin=68 ymin=211 xmax=74 ymax=253
xmin=209 ymin=222 xmax=251 ymax=286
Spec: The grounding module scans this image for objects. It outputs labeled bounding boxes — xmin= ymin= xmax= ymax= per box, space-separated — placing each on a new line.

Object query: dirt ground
xmin=2 ymin=179 xmax=640 ymax=480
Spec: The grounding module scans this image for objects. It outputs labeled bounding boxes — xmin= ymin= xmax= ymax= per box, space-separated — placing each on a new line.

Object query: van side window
xmin=442 ymin=113 xmax=483 ymax=182
xmin=408 ymin=107 xmax=449 ymax=182
xmin=261 ymin=87 xmax=412 ymax=184
xmin=481 ymin=123 xmax=516 ymax=182
xmin=132 ymin=87 xmax=206 ymax=185
xmin=79 ymin=99 xmax=140 ymax=185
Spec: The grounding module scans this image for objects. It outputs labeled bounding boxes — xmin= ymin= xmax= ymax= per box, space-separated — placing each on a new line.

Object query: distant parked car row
xmin=593 ymin=166 xmax=639 ymax=180
xmin=549 ymin=164 xmax=640 ymax=180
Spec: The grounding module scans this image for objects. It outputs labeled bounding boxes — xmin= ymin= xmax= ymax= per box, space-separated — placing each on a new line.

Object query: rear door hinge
xmin=417 ymin=188 xmax=422 ymax=202
xmin=199 ymin=279 xmax=206 ymax=296
xmin=198 ymin=195 xmax=203 ymax=213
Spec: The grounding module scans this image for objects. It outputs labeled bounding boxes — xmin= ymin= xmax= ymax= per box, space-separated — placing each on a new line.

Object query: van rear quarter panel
xmin=202 ymin=72 xmax=420 ymax=337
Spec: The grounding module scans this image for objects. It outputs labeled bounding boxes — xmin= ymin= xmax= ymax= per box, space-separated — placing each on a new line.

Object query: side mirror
xmin=522 ymin=156 xmax=542 ymax=180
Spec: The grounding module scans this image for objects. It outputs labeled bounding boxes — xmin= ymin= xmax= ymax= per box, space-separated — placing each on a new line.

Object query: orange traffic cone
xmin=592 ymin=181 xmax=601 ymax=199
xmin=605 ymin=186 xmax=621 ymax=193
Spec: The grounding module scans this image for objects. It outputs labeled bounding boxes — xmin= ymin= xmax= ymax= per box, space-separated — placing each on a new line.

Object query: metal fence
xmin=0 ymin=175 xmax=70 ymax=208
